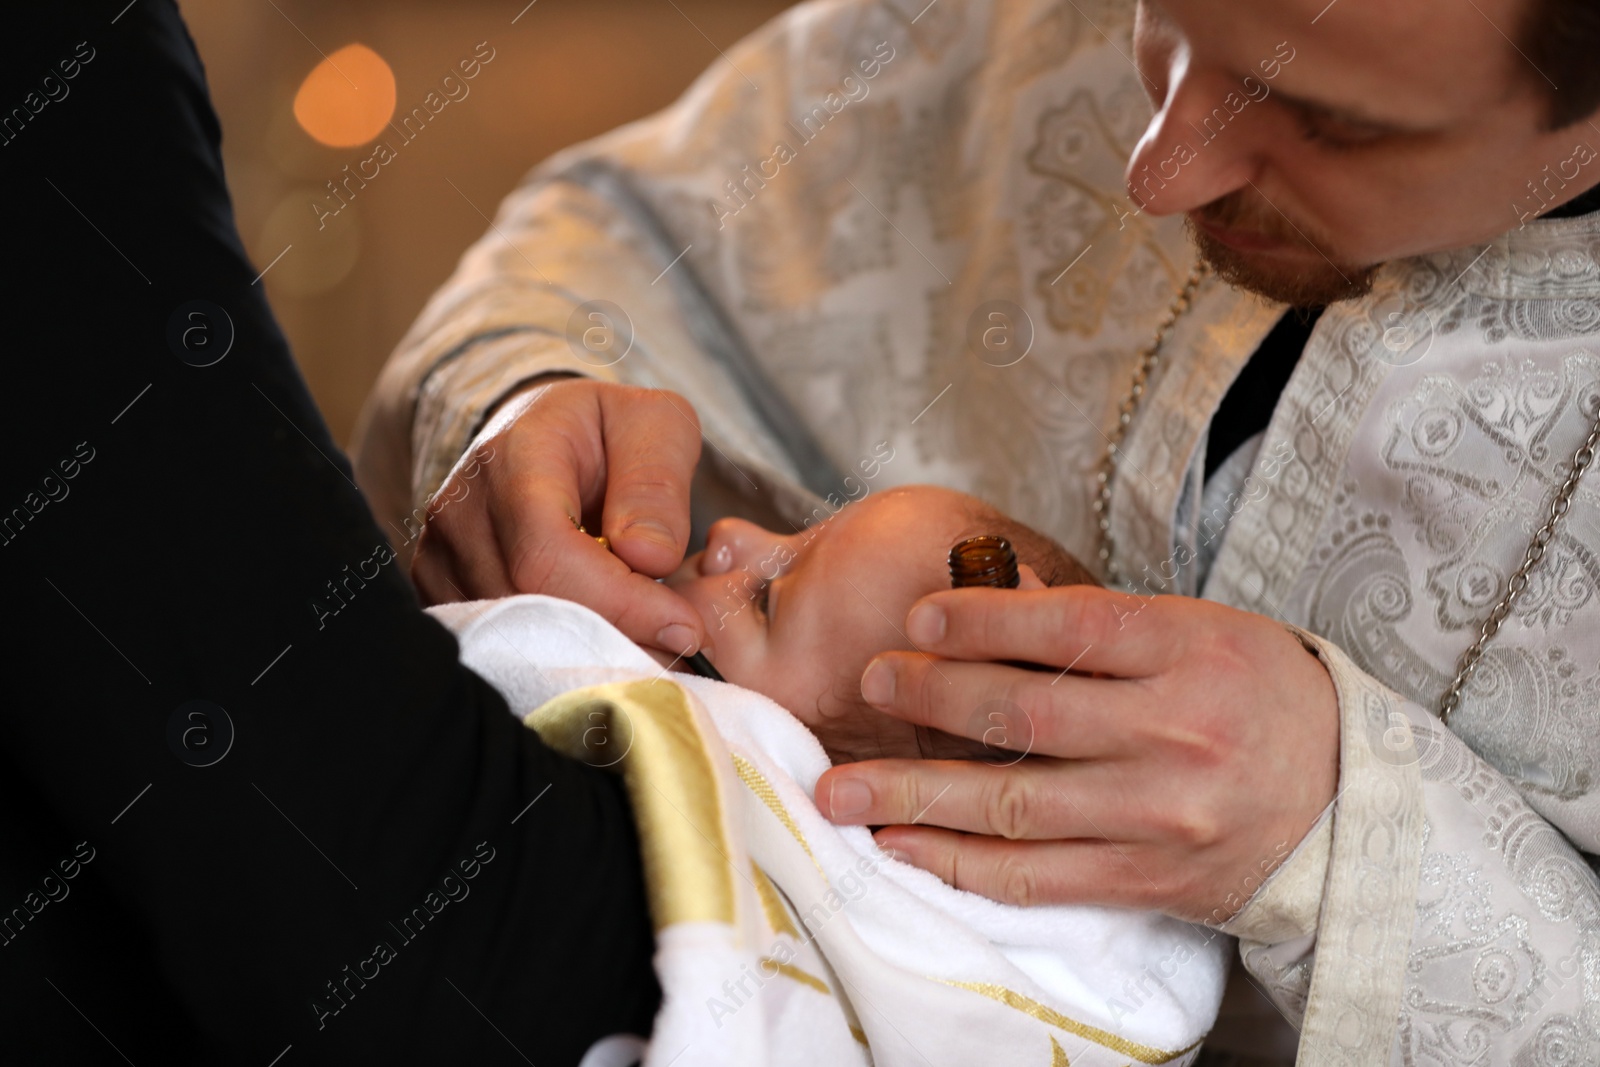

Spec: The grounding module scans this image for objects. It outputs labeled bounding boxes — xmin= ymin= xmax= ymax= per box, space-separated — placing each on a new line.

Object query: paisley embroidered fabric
xmin=352 ymin=1 xmax=1600 ymax=1062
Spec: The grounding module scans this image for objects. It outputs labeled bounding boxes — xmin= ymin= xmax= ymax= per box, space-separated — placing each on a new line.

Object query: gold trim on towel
xmin=1050 ymin=1035 xmax=1071 ymax=1066
xmin=936 ymin=980 xmax=1195 ymax=1064
xmin=525 ymin=680 xmax=736 ymax=931
xmin=731 ymin=753 xmax=825 ymax=876
xmin=752 ymin=862 xmax=801 ymax=940
xmin=761 ymin=957 xmax=830 ymax=995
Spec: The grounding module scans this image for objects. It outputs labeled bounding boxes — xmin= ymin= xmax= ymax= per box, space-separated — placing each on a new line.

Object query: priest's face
xmin=1128 ymin=0 xmax=1599 ymax=306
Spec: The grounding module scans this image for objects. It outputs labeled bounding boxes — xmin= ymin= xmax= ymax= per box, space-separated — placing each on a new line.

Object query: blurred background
xmin=183 ymin=0 xmax=798 ymax=447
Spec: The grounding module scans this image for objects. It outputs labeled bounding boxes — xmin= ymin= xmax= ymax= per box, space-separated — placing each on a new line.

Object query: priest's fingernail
xmin=624 ymin=517 xmax=676 ymax=548
xmin=860 ymin=660 xmax=895 ymax=707
xmin=906 ymin=603 xmax=947 ymax=645
xmin=657 ymin=623 xmax=698 ymax=656
xmin=828 ymin=778 xmax=872 ymax=819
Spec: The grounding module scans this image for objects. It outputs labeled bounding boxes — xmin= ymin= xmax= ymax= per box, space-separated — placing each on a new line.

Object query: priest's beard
xmin=1186 ymin=190 xmax=1380 ymax=306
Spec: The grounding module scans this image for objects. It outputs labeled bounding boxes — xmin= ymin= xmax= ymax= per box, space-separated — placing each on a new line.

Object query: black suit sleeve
xmin=0 ymin=4 xmax=659 ymax=1064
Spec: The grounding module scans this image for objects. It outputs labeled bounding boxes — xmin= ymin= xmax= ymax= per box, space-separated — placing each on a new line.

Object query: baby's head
xmin=665 ymin=485 xmax=1096 ymax=763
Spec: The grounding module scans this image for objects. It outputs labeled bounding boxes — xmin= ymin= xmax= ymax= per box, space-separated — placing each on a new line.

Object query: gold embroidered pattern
xmin=936 ymin=980 xmax=1195 ymax=1064
xmin=731 ymin=752 xmax=824 ymax=875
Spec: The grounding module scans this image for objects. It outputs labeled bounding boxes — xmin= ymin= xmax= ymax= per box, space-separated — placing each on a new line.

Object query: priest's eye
xmin=1296 ymin=109 xmax=1389 ymax=152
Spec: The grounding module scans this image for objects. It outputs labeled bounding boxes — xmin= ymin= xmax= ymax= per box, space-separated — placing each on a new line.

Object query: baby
xmin=428 ymin=485 xmax=1221 ymax=1067
xmin=655 ymin=485 xmax=1099 ymax=764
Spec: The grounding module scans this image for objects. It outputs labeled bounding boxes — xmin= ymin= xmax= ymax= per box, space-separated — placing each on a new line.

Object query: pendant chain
xmin=1438 ymin=400 xmax=1600 ymax=724
xmin=1093 ymin=266 xmax=1600 ymax=727
xmin=1092 ymin=263 xmax=1210 ymax=589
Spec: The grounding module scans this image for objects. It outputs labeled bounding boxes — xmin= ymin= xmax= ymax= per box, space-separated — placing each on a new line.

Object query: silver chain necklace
xmin=1091 ymin=263 xmax=1210 ymax=590
xmin=1437 ymin=408 xmax=1600 ymax=724
xmin=1094 ymin=268 xmax=1600 ymax=726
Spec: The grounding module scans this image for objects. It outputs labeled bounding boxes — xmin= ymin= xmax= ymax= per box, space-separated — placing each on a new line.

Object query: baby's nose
xmin=702 ymin=539 xmax=735 ymax=576
xmin=700 ymin=518 xmax=768 ymax=576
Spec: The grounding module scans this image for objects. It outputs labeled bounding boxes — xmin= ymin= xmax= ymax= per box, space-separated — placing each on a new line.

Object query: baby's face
xmin=665 ymin=486 xmax=1021 ymax=763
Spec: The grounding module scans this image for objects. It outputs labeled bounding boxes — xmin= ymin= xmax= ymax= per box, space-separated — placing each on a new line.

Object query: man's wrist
xmin=410 ymin=330 xmax=597 ymax=524
xmin=1219 ymin=801 xmax=1335 ymax=943
xmin=467 ymin=371 xmax=587 ymax=456
xmin=483 ymin=371 xmax=583 ymax=423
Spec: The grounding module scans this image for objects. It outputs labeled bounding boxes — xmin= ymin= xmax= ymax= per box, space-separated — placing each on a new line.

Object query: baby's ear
xmin=1017 ymin=564 xmax=1047 ymax=591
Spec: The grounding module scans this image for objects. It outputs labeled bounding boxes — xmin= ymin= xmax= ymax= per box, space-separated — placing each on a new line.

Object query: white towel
xmin=429 ymin=595 xmax=1227 ymax=1066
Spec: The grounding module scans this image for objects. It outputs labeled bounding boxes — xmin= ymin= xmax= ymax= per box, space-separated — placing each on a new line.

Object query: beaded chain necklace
xmin=1094 ymin=268 xmax=1600 ymax=725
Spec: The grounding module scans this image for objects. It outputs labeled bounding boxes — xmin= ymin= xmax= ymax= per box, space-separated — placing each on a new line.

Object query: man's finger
xmin=500 ymin=501 xmax=708 ymax=654
xmin=903 ymin=585 xmax=1195 ymax=676
xmin=411 ymin=527 xmax=514 ymax=605
xmin=814 ymin=758 xmax=1139 ymax=841
xmin=409 ymin=485 xmax=518 ymax=604
xmin=860 ymin=655 xmax=1129 ymax=758
xmin=598 ymin=387 xmax=702 ymax=578
xmin=867 ymin=827 xmax=1166 ymax=910
xmin=487 ymin=396 xmax=708 ymax=655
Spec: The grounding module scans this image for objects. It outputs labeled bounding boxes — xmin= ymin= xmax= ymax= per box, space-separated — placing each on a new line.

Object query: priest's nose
xmin=1125 ymin=67 xmax=1267 ymax=217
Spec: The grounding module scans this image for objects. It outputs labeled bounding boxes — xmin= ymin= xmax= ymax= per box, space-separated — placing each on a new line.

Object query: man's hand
xmin=814 ymin=586 xmax=1340 ymax=924
xmin=411 ymin=377 xmax=709 ymax=656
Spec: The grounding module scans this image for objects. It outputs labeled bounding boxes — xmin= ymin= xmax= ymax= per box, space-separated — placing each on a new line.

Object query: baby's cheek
xmin=744 ymin=658 xmax=840 ymax=730
xmin=711 ymin=640 xmax=797 ymax=715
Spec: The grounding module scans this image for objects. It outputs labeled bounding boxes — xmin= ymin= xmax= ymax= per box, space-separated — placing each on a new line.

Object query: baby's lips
xmin=662 ymin=552 xmax=701 ymax=590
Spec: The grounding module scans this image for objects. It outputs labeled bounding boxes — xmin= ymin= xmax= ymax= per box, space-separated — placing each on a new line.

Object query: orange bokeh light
xmin=292 ymin=43 xmax=396 ymax=148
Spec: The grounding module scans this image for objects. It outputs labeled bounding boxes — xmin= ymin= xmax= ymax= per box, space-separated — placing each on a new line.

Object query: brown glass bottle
xmin=949 ymin=535 xmax=1020 ymax=589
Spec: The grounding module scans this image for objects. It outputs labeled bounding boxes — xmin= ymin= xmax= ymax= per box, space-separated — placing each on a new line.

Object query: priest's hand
xmin=813 ymin=586 xmax=1340 ymax=924
xmin=410 ymin=376 xmax=710 ymax=657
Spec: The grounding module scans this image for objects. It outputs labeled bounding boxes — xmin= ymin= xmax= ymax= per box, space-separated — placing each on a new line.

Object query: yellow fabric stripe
xmin=752 ymin=862 xmax=801 ymax=940
xmin=525 ymin=680 xmax=736 ymax=931
xmin=936 ymin=980 xmax=1196 ymax=1064
xmin=761 ymin=957 xmax=830 ymax=995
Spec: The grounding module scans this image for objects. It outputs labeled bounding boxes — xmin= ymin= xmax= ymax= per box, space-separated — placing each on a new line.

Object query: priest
xmin=355 ymin=0 xmax=1600 ymax=1062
